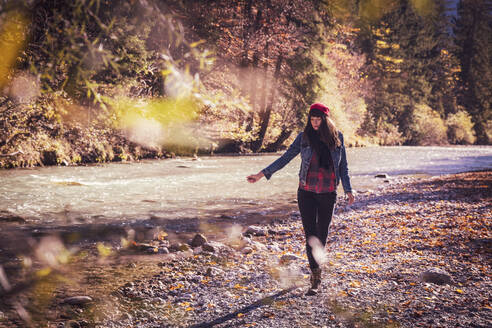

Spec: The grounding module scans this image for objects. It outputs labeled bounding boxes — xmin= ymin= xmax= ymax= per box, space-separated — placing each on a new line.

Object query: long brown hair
xmin=303 ymin=109 xmax=340 ymax=150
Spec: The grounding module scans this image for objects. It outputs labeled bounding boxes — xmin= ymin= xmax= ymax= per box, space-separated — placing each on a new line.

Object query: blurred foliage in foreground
xmin=0 ymin=0 xmax=491 ymax=168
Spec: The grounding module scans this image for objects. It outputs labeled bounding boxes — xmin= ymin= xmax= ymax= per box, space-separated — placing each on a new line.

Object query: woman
xmin=247 ymin=103 xmax=354 ymax=295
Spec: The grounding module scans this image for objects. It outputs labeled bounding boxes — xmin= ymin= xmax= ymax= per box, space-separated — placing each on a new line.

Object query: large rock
xmin=420 ymin=269 xmax=452 ymax=285
xmin=267 ymin=243 xmax=282 ymax=253
xmin=178 ymin=243 xmax=191 ymax=252
xmin=241 ymin=247 xmax=254 ymax=254
xmin=268 ymin=228 xmax=290 ymax=235
xmin=190 ymin=233 xmax=207 ymax=247
xmin=250 ymin=240 xmax=268 ymax=251
xmin=193 ymin=246 xmax=203 ymax=255
xmin=244 ymin=225 xmax=267 ymax=236
xmin=0 ymin=211 xmax=25 ymax=223
xmin=131 ymin=243 xmax=160 ymax=254
xmin=205 ymin=267 xmax=224 ymax=277
xmin=168 ymin=243 xmax=191 ymax=252
xmin=279 ymin=254 xmax=302 ymax=264
xmin=202 ymin=241 xmax=227 ymax=253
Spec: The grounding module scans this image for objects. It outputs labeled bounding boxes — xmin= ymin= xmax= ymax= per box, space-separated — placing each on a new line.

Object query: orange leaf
xmin=349 ymin=281 xmax=361 ymax=288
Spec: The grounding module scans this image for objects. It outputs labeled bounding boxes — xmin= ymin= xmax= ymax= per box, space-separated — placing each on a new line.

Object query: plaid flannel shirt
xmin=299 ymin=152 xmax=336 ymax=193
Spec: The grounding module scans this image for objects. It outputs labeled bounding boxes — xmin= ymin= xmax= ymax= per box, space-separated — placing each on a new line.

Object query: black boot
xmin=306 ymin=268 xmax=321 ymax=295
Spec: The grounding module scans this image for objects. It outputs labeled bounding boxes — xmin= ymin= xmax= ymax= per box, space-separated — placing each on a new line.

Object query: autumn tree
xmin=357 ymin=4 xmax=409 ymax=144
xmin=428 ymin=0 xmax=461 ymax=117
xmin=453 ymin=0 xmax=492 ymax=144
xmin=178 ymin=0 xmax=330 ymax=152
xmin=356 ymin=0 xmax=457 ymax=144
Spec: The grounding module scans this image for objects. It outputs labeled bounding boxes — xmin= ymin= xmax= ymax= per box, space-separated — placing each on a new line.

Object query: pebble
xmin=61 ymin=296 xmax=93 ymax=306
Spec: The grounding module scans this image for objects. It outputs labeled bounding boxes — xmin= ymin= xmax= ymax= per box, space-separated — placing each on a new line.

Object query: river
xmin=1 ymin=146 xmax=491 ymax=227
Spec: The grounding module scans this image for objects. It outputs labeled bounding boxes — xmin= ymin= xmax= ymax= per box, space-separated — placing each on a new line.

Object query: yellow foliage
xmin=97 ymin=243 xmax=112 ymax=257
xmin=409 ymin=0 xmax=436 ymax=17
xmin=381 ymin=55 xmax=403 ymax=64
xmin=0 ymin=11 xmax=28 ymax=89
xmin=189 ymin=39 xmax=206 ymax=48
xmin=36 ymin=267 xmax=52 ymax=277
xmin=373 ymin=28 xmax=385 ymax=37
xmin=376 ymin=40 xmax=389 ymax=48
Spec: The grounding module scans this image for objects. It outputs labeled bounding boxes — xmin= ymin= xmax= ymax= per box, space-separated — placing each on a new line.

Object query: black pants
xmin=297 ymin=188 xmax=337 ymax=271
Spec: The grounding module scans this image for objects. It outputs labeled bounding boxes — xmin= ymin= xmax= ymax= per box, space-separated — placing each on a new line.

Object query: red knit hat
xmin=310 ymin=103 xmax=330 ymax=115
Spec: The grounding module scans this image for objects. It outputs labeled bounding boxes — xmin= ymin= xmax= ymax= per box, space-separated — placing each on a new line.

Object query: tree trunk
xmin=240 ymin=0 xmax=253 ymax=67
xmin=252 ymin=54 xmax=283 ymax=152
xmin=263 ymin=128 xmax=293 ymax=152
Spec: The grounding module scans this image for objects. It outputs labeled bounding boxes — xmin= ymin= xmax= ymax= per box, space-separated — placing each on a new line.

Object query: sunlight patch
xmin=114 ymin=97 xmax=204 ymax=151
xmin=0 ymin=11 xmax=28 ymax=89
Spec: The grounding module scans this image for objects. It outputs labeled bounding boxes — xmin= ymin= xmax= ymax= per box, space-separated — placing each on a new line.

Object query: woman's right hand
xmin=246 ymin=171 xmax=264 ymax=183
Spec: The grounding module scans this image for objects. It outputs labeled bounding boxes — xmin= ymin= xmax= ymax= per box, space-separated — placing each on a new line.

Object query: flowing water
xmin=1 ymin=146 xmax=491 ymax=227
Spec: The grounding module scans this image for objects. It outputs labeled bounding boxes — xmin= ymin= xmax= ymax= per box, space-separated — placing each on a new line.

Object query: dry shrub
xmin=375 ymin=122 xmax=404 ymax=145
xmin=446 ymin=111 xmax=476 ymax=144
xmin=410 ymin=104 xmax=448 ymax=145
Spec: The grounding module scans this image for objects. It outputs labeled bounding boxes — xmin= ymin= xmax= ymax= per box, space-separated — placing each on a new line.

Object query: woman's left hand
xmin=246 ymin=171 xmax=264 ymax=183
xmin=346 ymin=192 xmax=355 ymax=205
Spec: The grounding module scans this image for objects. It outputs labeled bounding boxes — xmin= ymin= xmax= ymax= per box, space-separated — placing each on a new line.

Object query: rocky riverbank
xmin=0 ymin=171 xmax=491 ymax=327
xmin=0 ymin=96 xmax=175 ymax=169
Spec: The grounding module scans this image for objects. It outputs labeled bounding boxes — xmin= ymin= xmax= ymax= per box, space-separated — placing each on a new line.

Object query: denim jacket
xmin=262 ymin=131 xmax=352 ymax=194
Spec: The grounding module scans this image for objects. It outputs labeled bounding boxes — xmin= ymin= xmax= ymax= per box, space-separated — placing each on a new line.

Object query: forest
xmin=0 ymin=0 xmax=491 ymax=168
